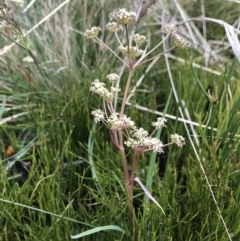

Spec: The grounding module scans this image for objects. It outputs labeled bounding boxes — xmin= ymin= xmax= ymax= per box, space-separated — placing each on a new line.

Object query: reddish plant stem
xmin=129 ymin=151 xmax=141 ymax=184
xmin=118 ymin=130 xmax=133 ymax=219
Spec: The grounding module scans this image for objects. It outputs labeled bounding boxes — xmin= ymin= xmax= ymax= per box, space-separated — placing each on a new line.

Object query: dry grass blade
xmin=136 ymin=0 xmax=158 ymax=23
xmin=0 ymin=0 xmax=70 ymax=55
xmin=179 ymin=16 xmax=240 ymax=63
xmin=0 ymin=111 xmax=29 ymax=125
xmin=0 ymin=2 xmax=23 ymax=36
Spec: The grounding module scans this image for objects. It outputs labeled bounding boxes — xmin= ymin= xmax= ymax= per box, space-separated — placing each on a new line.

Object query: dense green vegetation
xmin=1 ymin=0 xmax=240 ymax=240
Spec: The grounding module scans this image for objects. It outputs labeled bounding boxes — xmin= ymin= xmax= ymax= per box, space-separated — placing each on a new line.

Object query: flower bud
xmin=173 ymin=34 xmax=190 ymax=49
xmin=112 ymin=8 xmax=136 ymax=25
xmin=162 ymin=24 xmax=177 ymax=35
xmin=133 ymin=34 xmax=147 ymax=46
xmin=84 ymin=26 xmax=102 ymax=39
xmin=119 ymin=46 xmax=144 ymax=59
xmin=106 ymin=22 xmax=123 ymax=32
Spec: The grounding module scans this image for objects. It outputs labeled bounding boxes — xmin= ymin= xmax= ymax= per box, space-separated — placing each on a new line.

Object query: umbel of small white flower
xmin=91 ymin=106 xmax=185 ymax=153
xmin=84 ymin=8 xmax=136 ymax=39
xmin=106 ymin=22 xmax=123 ymax=32
xmin=163 ymin=23 xmax=190 ymax=49
xmin=110 ymin=8 xmax=137 ymax=25
xmin=133 ymin=34 xmax=147 ymax=47
xmin=84 ymin=26 xmax=102 ymax=39
xmin=119 ymin=45 xmax=144 ymax=59
xmin=106 ymin=73 xmax=119 ymax=83
xmin=84 ymin=9 xmax=190 ymax=74
xmin=173 ymin=34 xmax=190 ymax=49
xmin=170 ymin=133 xmax=185 ymax=147
xmin=125 ymin=127 xmax=165 ymax=153
xmin=90 ymin=79 xmax=120 ymax=102
xmin=84 ymin=9 xmax=148 ymax=64
xmin=163 ymin=24 xmax=177 ymax=35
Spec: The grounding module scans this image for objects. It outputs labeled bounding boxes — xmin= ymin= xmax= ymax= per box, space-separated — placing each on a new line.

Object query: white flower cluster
xmin=119 ymin=45 xmax=144 ymax=59
xmin=91 ymin=105 xmax=185 ymax=153
xmin=163 ymin=23 xmax=190 ymax=49
xmin=163 ymin=24 xmax=177 ymax=35
xmin=85 ymin=9 xmax=147 ymax=65
xmin=112 ymin=8 xmax=136 ymax=25
xmin=91 ymin=111 xmax=135 ymax=130
xmin=90 ymin=78 xmax=121 ymax=102
xmin=152 ymin=117 xmax=167 ymax=129
xmin=106 ymin=73 xmax=119 ymax=83
xmin=91 ymin=109 xmax=105 ymax=122
xmin=133 ymin=34 xmax=147 ymax=46
xmin=106 ymin=22 xmax=123 ymax=32
xmin=173 ymin=34 xmax=190 ymax=49
xmin=170 ymin=134 xmax=185 ymax=147
xmin=125 ymin=127 xmax=164 ymax=153
xmin=23 ymin=56 xmax=34 ymax=63
xmin=108 ymin=113 xmax=135 ymax=131
xmin=85 ymin=11 xmax=187 ymax=154
xmin=84 ymin=26 xmax=102 ymax=39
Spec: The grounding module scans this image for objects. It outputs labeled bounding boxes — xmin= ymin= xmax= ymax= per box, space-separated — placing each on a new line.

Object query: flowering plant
xmin=85 ymin=8 xmax=188 ymax=223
